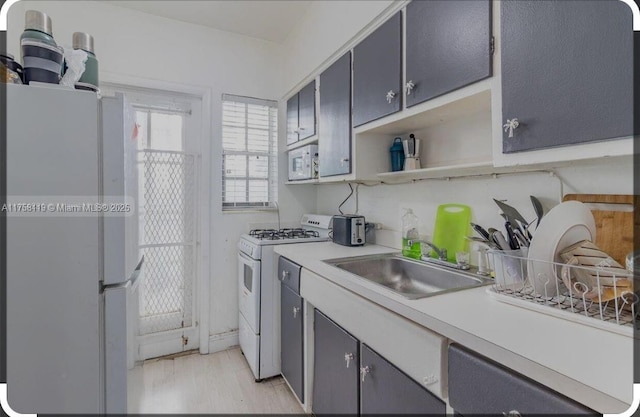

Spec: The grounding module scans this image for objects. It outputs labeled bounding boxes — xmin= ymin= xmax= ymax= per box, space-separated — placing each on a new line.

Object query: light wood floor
xmin=128 ymin=347 xmax=304 ymax=414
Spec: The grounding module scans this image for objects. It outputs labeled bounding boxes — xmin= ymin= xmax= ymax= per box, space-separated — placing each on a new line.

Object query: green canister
xmin=72 ymin=32 xmax=99 ymax=92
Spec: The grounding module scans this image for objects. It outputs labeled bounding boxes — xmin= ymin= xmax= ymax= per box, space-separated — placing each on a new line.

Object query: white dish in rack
xmin=527 ymin=201 xmax=596 ymax=297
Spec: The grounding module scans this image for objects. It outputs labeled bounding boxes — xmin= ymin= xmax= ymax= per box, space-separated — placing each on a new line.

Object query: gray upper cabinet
xmin=312 ymin=309 xmax=359 ymax=416
xmin=501 ymin=0 xmax=633 ymax=153
xmin=319 ymin=52 xmax=352 ymax=177
xmin=297 ymin=80 xmax=316 ymax=141
xmin=405 ymin=0 xmax=492 ymax=108
xmin=448 ymin=344 xmax=597 ymax=415
xmin=353 ymin=11 xmax=402 ymax=127
xmin=360 ymin=344 xmax=446 ymax=415
xmin=286 ymin=80 xmax=316 ymax=145
xmin=286 ymin=93 xmax=299 ymax=145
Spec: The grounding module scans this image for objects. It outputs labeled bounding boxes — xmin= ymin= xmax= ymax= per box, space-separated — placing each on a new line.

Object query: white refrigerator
xmin=5 ymin=83 xmax=142 ymax=414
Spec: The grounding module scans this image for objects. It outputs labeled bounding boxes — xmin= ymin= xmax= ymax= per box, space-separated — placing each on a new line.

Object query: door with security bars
xmin=135 ymin=107 xmax=200 ymax=358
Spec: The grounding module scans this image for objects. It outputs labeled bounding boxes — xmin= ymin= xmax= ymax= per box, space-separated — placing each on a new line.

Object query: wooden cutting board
xmin=562 ymin=194 xmax=636 ymax=265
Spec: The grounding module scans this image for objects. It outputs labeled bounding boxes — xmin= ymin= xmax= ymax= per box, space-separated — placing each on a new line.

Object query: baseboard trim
xmin=208 ymin=330 xmax=239 ymax=353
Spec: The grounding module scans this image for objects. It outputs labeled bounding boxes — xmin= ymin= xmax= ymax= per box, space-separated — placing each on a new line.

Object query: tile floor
xmin=128 ymin=347 xmax=304 ymax=414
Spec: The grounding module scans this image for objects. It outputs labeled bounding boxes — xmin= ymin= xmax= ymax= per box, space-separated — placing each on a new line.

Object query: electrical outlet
xmin=374 ymin=223 xmax=384 ymax=230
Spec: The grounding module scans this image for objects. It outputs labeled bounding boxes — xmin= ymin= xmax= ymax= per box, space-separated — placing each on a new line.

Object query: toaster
xmin=332 ymin=215 xmax=366 ymax=247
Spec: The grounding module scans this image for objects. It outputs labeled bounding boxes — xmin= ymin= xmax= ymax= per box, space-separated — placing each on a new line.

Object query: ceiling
xmin=106 ymin=1 xmax=313 ymax=43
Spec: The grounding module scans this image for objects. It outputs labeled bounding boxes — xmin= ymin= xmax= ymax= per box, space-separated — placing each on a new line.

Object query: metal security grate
xmin=139 ymin=150 xmax=195 ymax=335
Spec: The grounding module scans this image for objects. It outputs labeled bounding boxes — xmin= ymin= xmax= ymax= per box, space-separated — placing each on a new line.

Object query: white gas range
xmin=237 ymin=214 xmax=332 ymax=381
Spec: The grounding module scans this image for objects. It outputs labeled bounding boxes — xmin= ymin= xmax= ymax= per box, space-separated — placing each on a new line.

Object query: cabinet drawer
xmin=448 ymin=344 xmax=597 ymax=415
xmin=278 ymin=256 xmax=301 ymax=293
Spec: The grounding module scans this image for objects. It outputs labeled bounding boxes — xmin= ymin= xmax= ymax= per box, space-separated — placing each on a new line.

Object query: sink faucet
xmin=407 ymin=239 xmax=447 ymax=261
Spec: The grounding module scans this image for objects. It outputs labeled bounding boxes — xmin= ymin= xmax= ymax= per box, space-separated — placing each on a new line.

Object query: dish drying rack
xmin=486 ymin=251 xmax=637 ymax=337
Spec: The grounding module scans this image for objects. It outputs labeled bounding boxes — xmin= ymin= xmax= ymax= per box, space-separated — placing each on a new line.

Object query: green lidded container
xmin=73 ymin=32 xmax=99 ymax=92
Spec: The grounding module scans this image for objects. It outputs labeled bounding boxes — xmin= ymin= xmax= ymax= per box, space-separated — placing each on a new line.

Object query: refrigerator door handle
xmin=102 ymin=256 xmax=144 ymax=292
xmin=128 ymin=256 xmax=144 ymax=292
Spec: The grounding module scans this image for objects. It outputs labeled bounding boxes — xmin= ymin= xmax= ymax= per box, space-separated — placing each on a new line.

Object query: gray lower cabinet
xmin=280 ymin=257 xmax=304 ymax=403
xmin=448 ymin=344 xmax=598 ymax=415
xmin=501 ymin=0 xmax=633 ymax=153
xmin=281 ymin=285 xmax=304 ymax=402
xmin=353 ymin=11 xmax=402 ymax=127
xmin=405 ymin=0 xmax=492 ymax=107
xmin=360 ymin=344 xmax=446 ymax=415
xmin=311 ymin=308 xmax=445 ymax=416
xmin=319 ymin=52 xmax=351 ymax=177
xmin=287 ymin=80 xmax=316 ymax=145
xmin=312 ymin=309 xmax=359 ymax=415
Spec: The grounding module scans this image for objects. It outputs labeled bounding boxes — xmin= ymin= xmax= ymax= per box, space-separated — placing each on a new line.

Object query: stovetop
xmin=249 ymin=228 xmax=320 ymax=241
xmin=238 ymin=214 xmax=333 ymax=259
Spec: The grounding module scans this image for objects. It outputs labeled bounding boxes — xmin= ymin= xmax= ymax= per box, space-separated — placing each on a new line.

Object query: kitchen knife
xmin=513 ymin=228 xmax=530 ymax=247
xmin=491 ymin=230 xmax=510 ymax=251
xmin=470 ymin=222 xmax=491 ymax=241
xmin=504 ymin=221 xmax=520 ymax=250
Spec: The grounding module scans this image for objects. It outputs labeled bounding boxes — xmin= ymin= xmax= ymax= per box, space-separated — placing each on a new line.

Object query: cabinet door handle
xmin=406 ymin=80 xmax=415 ymax=95
xmin=292 ymin=306 xmax=300 ymax=318
xmin=503 ymin=118 xmax=520 ymax=138
xmin=280 ymin=270 xmax=289 ymax=281
xmin=386 ymin=90 xmax=396 ymax=103
xmin=344 ymin=352 xmax=354 ymax=368
xmin=340 ymin=157 xmax=349 ymax=163
xmin=360 ymin=365 xmax=371 ymax=382
xmin=503 ymin=411 xmax=522 ymax=417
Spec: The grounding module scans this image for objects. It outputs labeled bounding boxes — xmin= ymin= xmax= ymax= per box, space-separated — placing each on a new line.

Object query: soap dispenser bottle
xmin=402 ymin=208 xmax=421 ymax=259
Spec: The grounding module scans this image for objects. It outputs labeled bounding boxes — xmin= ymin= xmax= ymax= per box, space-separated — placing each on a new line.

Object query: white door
xmin=136 ymin=108 xmax=200 ymax=358
xmin=101 ymin=85 xmax=204 ymax=360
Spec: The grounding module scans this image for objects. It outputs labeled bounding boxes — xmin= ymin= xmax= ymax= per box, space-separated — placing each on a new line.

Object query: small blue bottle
xmin=390 ymin=137 xmax=405 ymax=172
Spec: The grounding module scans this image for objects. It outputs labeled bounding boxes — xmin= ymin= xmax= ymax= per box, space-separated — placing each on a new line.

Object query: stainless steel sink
xmin=324 ymin=253 xmax=492 ymax=300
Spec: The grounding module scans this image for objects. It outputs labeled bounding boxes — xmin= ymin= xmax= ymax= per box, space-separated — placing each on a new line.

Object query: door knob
xmin=406 ymin=80 xmax=415 ymax=95
xmin=280 ymin=270 xmax=290 ymax=281
xmin=292 ymin=306 xmax=300 ymax=318
xmin=360 ymin=366 xmax=371 ymax=382
xmin=503 ymin=118 xmax=520 ymax=138
xmin=344 ymin=352 xmax=354 ymax=368
xmin=386 ymin=90 xmax=396 ymax=103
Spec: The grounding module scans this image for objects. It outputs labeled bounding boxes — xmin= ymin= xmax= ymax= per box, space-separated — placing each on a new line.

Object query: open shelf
xmin=285 ymin=178 xmax=320 ymax=185
xmin=377 ymin=162 xmax=546 ymax=183
xmin=354 ymin=81 xmax=492 ymax=136
xmin=286 ymin=135 xmax=319 ymax=151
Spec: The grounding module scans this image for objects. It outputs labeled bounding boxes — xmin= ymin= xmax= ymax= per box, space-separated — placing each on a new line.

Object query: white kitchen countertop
xmin=274 ymin=241 xmax=634 ymax=414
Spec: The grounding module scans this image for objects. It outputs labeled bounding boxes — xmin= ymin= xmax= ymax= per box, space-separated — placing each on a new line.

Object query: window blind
xmin=222 ymin=94 xmax=278 ymax=210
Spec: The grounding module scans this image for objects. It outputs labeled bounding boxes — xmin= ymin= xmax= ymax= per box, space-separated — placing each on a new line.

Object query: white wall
xmin=7 ymin=1 xmax=316 ymax=343
xmin=281 ymin=0 xmax=394 ymax=95
xmin=316 ymin=159 xmax=633 ymax=258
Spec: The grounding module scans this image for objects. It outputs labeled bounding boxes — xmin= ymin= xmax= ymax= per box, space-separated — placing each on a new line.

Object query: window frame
xmin=221 ymin=94 xmax=278 ymax=211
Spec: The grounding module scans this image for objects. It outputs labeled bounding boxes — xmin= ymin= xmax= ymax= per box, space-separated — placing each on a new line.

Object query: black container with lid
xmin=1 ymin=53 xmax=24 ymax=82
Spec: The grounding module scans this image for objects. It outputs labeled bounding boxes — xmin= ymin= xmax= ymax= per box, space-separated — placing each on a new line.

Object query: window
xmin=222 ymin=94 xmax=278 ymax=210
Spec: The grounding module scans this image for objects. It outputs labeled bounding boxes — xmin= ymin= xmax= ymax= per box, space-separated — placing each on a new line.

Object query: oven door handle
xmin=238 ymin=251 xmax=260 ymax=268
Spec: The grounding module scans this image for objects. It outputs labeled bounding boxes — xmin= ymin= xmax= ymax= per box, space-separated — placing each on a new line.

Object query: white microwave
xmin=288 ymin=145 xmax=318 ymax=181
